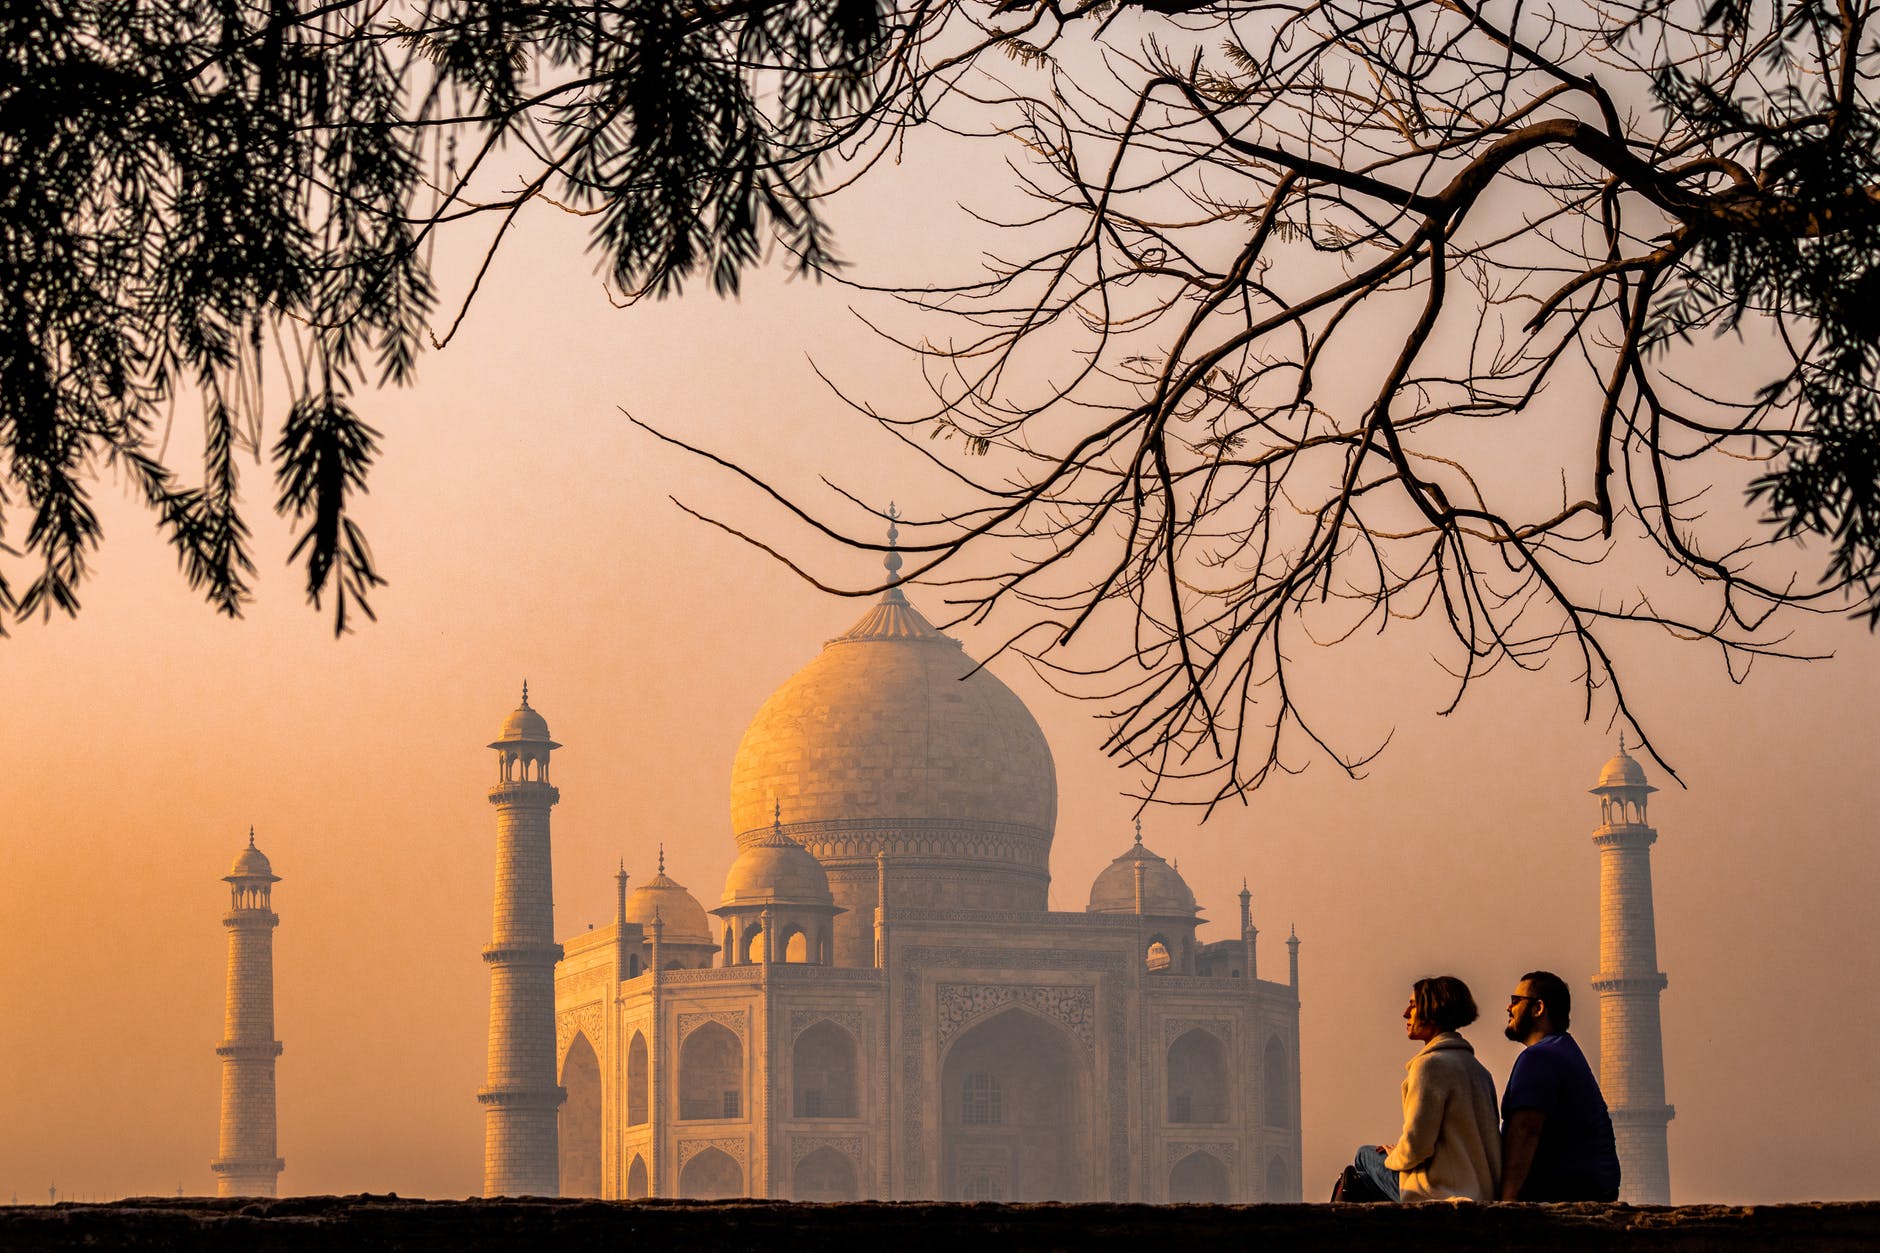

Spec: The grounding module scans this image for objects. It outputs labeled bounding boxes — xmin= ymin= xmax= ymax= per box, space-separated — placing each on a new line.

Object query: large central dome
xmin=730 ymin=589 xmax=1057 ymax=839
xmin=728 ymin=587 xmax=1057 ymax=963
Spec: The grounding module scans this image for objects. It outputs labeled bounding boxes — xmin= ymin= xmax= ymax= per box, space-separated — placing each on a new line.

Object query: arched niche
xmin=679 ymin=1022 xmax=743 ymax=1121
xmin=625 ymin=1153 xmax=649 ymax=1199
xmin=1168 ymin=1150 xmax=1229 ymax=1203
xmin=679 ymin=1146 xmax=743 ymax=1199
xmin=557 ymin=1033 xmax=602 ymax=1197
xmin=1262 ymin=1036 xmax=1291 ymax=1128
xmin=1265 ymin=1154 xmax=1292 ymax=1202
xmin=783 ymin=927 xmax=809 ymax=963
xmin=940 ymin=1007 xmax=1090 ymax=1201
xmin=1146 ymin=939 xmax=1172 ymax=972
xmin=793 ymin=1020 xmax=858 ymax=1118
xmin=793 ymin=1146 xmax=859 ymax=1201
xmin=627 ymin=1030 xmax=649 ymax=1127
xmin=1166 ymin=1028 xmax=1229 ymax=1124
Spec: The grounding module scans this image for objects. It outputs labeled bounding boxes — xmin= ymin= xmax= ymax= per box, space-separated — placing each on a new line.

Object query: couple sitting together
xmin=1346 ymin=971 xmax=1621 ymax=1203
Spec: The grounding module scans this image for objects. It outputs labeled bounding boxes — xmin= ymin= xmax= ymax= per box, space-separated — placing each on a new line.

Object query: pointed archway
xmin=625 ymin=1153 xmax=649 ymax=1199
xmin=557 ymin=1033 xmax=601 ymax=1197
xmin=793 ymin=1146 xmax=860 ymax=1200
xmin=679 ymin=1146 xmax=743 ymax=1198
xmin=1169 ymin=1150 xmax=1229 ymax=1202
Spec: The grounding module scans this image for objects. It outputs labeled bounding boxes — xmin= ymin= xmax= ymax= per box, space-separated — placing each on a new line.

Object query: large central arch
xmin=939 ymin=1006 xmax=1091 ymax=1201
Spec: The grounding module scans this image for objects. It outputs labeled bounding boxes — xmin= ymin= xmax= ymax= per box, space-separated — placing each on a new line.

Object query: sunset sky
xmin=4 ymin=100 xmax=1879 ymax=1206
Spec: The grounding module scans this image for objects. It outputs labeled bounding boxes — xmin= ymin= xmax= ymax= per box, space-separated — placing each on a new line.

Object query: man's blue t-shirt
xmin=1502 ymin=1033 xmax=1621 ymax=1201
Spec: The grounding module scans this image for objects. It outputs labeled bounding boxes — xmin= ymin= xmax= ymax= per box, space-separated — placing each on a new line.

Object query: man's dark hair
xmin=1413 ymin=975 xmax=1479 ymax=1033
xmin=1521 ymin=970 xmax=1572 ymax=1030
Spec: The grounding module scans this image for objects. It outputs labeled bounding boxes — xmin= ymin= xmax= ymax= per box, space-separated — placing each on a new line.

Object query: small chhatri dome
xmin=721 ymin=805 xmax=835 ymax=907
xmin=492 ymin=680 xmax=558 ymax=747
xmin=1592 ymin=734 xmax=1657 ymax=794
xmin=625 ymin=848 xmax=711 ymax=945
xmin=226 ymin=828 xmax=279 ymax=883
xmin=1087 ymin=824 xmax=1199 ymax=917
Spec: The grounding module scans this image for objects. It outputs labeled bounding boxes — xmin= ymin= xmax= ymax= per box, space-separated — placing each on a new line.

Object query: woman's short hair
xmin=1413 ymin=975 xmax=1479 ymax=1033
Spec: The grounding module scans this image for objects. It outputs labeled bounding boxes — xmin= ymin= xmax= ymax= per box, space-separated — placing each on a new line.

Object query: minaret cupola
xmin=1591 ymin=734 xmax=1657 ymax=827
xmin=491 ymin=681 xmax=560 ymax=784
xmin=225 ymin=828 xmax=280 ymax=912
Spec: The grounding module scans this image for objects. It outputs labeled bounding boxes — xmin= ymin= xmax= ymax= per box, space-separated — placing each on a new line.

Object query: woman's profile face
xmin=1403 ymin=995 xmax=1440 ymax=1043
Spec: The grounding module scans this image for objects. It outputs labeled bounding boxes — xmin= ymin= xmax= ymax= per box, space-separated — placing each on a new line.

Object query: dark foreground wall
xmin=3 ymin=1196 xmax=1877 ymax=1252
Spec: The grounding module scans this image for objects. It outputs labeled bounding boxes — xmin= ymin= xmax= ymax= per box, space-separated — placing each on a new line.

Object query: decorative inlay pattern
xmin=556 ymin=1002 xmax=604 ymax=1062
xmin=737 ymin=816 xmax=1050 ymax=846
xmin=790 ymin=1134 xmax=865 ymax=1166
xmin=658 ymin=965 xmax=886 ymax=985
xmin=1167 ymin=1140 xmax=1239 ymax=1167
xmin=679 ymin=1009 xmax=748 ymax=1043
xmin=1161 ymin=1017 xmax=1233 ymax=1049
xmin=1144 ymin=974 xmax=1245 ymax=991
xmin=890 ymin=907 xmax=1136 ymax=927
xmin=790 ymin=1009 xmax=866 ymax=1042
xmin=936 ymin=984 xmax=1095 ymax=1054
xmin=677 ymin=1136 xmax=747 ymax=1168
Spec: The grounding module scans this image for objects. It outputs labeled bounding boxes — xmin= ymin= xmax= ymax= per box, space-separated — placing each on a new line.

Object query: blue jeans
xmin=1353 ymin=1144 xmax=1402 ymax=1202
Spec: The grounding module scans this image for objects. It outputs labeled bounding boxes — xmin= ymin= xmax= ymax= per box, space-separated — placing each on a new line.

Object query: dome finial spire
xmin=1618 ymin=730 xmax=1628 ymax=753
xmin=1133 ymin=816 xmax=1143 ymax=847
xmin=521 ymin=679 xmax=530 ymax=708
xmin=885 ymin=502 xmax=902 ymax=582
xmin=248 ymin=826 xmax=255 ymax=849
xmin=881 ymin=502 xmax=909 ymax=605
xmin=657 ymin=843 xmax=665 ymax=875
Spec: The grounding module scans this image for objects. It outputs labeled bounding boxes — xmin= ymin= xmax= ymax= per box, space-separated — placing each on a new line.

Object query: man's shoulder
xmin=1503 ymin=1034 xmax=1582 ymax=1109
xmin=1529 ymin=1032 xmax=1594 ymax=1072
xmin=1515 ymin=1032 xmax=1582 ymax=1058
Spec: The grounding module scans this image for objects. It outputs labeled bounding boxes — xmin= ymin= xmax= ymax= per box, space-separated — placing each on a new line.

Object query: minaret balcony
xmin=488 ymin=781 xmax=561 ymax=805
xmin=221 ymin=909 xmax=280 ymax=928
xmin=210 ymin=1157 xmax=286 ymax=1174
xmin=482 ymin=940 xmax=565 ymax=965
xmin=216 ymin=1041 xmax=284 ymax=1059
xmin=1590 ymin=972 xmax=1669 ymax=993
xmin=475 ymin=1085 xmax=567 ymax=1108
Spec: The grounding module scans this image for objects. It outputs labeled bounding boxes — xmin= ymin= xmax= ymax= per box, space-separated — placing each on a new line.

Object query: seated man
xmin=1499 ymin=970 xmax=1622 ymax=1201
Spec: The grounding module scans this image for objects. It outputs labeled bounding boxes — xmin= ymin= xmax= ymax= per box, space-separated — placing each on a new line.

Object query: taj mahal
xmin=209 ymin=553 xmax=1677 ymax=1205
xmin=479 ymin=563 xmax=1306 ymax=1204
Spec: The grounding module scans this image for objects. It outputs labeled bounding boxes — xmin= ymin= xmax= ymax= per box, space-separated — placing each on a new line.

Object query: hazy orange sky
xmin=4 ymin=105 xmax=1879 ymax=1206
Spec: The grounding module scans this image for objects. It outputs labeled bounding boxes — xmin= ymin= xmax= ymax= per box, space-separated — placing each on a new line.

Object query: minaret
xmin=479 ymin=683 xmax=565 ymax=1196
xmin=212 ymin=829 xmax=285 ymax=1197
xmin=614 ymin=861 xmax=631 ymax=977
xmin=1589 ymin=738 xmax=1674 ymax=1203
xmin=1238 ymin=879 xmax=1256 ymax=980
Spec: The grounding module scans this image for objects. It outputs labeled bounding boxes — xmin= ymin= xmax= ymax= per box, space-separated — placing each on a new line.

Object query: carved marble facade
xmin=554 ymin=908 xmax=1302 ymax=1202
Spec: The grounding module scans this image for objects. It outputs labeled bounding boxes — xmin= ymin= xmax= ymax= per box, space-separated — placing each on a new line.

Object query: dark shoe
xmin=1331 ymin=1164 xmax=1388 ymax=1203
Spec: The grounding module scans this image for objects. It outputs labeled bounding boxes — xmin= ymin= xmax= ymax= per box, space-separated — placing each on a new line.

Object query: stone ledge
xmin=2 ymin=1198 xmax=1877 ymax=1251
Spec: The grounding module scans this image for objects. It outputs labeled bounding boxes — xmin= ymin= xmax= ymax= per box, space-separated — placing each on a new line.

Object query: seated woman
xmin=1352 ymin=975 xmax=1502 ymax=1201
